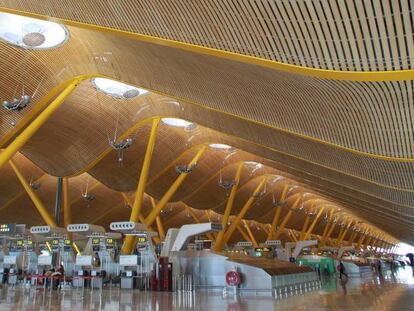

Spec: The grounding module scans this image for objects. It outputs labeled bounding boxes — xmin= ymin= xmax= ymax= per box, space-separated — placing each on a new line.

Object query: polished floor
xmin=0 ymin=267 xmax=413 ymax=310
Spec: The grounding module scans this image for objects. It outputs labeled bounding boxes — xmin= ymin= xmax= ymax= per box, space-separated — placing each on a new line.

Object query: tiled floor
xmin=0 ymin=267 xmax=413 ymax=310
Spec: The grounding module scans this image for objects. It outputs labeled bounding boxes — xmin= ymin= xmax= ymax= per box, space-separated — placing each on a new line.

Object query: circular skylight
xmin=245 ymin=161 xmax=263 ymax=168
xmin=162 ymin=118 xmax=195 ymax=128
xmin=92 ymin=78 xmax=148 ymax=99
xmin=209 ymin=143 xmax=232 ymax=150
xmin=0 ymin=13 xmax=68 ymax=49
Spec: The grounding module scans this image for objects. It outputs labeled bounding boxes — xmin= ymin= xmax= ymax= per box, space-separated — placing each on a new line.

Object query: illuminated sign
xmin=52 ymin=239 xmax=59 ymax=245
xmin=0 ymin=224 xmax=15 ymax=233
xmin=27 ymin=240 xmax=33 ymax=245
xmin=64 ymin=239 xmax=71 ymax=245
xmin=106 ymin=238 xmax=113 ymax=245
xmin=137 ymin=236 xmax=147 ymax=243
xmin=254 ymin=247 xmax=271 ymax=252
xmin=16 ymin=240 xmax=24 ymax=246
xmin=92 ymin=238 xmax=100 ymax=245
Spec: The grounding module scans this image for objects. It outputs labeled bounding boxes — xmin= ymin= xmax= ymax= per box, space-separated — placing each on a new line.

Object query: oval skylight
xmin=162 ymin=118 xmax=195 ymax=128
xmin=209 ymin=143 xmax=232 ymax=150
xmin=245 ymin=161 xmax=263 ymax=168
xmin=92 ymin=78 xmax=148 ymax=99
xmin=0 ymin=13 xmax=68 ymax=49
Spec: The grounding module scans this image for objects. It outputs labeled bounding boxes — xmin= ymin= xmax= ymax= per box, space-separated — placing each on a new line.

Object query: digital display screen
xmin=254 ymin=247 xmax=271 ymax=253
xmin=27 ymin=240 xmax=33 ymax=245
xmin=52 ymin=239 xmax=59 ymax=245
xmin=92 ymin=238 xmax=100 ymax=245
xmin=106 ymin=238 xmax=113 ymax=245
xmin=137 ymin=237 xmax=147 ymax=243
xmin=16 ymin=240 xmax=23 ymax=246
xmin=0 ymin=224 xmax=15 ymax=233
xmin=64 ymin=239 xmax=71 ymax=245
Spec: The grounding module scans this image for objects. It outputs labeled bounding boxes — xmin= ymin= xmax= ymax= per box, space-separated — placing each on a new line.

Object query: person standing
xmin=338 ymin=261 xmax=348 ymax=280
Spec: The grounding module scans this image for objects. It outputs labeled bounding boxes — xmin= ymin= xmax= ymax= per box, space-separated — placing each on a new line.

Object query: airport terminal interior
xmin=0 ymin=1 xmax=414 ymax=310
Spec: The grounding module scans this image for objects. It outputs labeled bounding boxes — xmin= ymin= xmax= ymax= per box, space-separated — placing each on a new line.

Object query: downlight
xmin=92 ymin=78 xmax=148 ymax=99
xmin=0 ymin=12 xmax=68 ymax=49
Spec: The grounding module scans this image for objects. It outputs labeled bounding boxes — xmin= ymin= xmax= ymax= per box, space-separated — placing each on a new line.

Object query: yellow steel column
xmin=304 ymin=206 xmax=326 ymax=240
xmin=9 ymin=160 xmax=57 ymax=227
xmin=221 ymin=176 xmax=268 ymax=246
xmin=299 ymin=216 xmax=311 ymax=241
xmin=0 ymin=80 xmax=80 ymax=169
xmin=348 ymin=231 xmax=357 ymax=246
xmin=267 ymin=185 xmax=288 ymax=240
xmin=337 ymin=221 xmax=352 ymax=246
xmin=273 ymin=194 xmax=302 ymax=240
xmin=151 ymin=198 xmax=165 ymax=240
xmin=62 ymin=178 xmax=71 ymax=227
xmin=129 ymin=118 xmax=160 ymax=222
xmin=322 ymin=222 xmax=336 ymax=245
xmin=319 ymin=219 xmax=331 ymax=244
xmin=364 ymin=236 xmax=373 ymax=249
xmin=144 ymin=145 xmax=207 ymax=227
xmin=357 ymin=231 xmax=367 ymax=249
xmin=242 ymin=220 xmax=258 ymax=248
xmin=236 ymin=224 xmax=252 ymax=242
xmin=214 ymin=162 xmax=244 ymax=251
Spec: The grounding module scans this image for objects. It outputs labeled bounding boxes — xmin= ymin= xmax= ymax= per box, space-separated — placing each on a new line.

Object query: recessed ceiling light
xmin=209 ymin=143 xmax=232 ymax=150
xmin=161 ymin=118 xmax=195 ymax=128
xmin=0 ymin=13 xmax=68 ymax=49
xmin=92 ymin=78 xmax=148 ymax=99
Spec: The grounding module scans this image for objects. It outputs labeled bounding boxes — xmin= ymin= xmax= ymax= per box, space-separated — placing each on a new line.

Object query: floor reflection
xmin=0 ymin=267 xmax=413 ymax=310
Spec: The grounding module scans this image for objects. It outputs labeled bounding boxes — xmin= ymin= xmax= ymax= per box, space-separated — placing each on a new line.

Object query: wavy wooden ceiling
xmin=0 ymin=1 xmax=411 ymax=244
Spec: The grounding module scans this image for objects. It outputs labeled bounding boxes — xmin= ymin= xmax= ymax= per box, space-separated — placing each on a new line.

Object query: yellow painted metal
xmin=364 ymin=236 xmax=373 ymax=249
xmin=155 ymin=216 xmax=165 ymax=240
xmin=289 ymin=230 xmax=299 ymax=242
xmin=144 ymin=145 xmax=207 ymax=227
xmin=236 ymin=225 xmax=252 ymax=242
xmin=335 ymin=228 xmax=345 ymax=246
xmin=304 ymin=206 xmax=326 ymax=240
xmin=299 ymin=216 xmax=311 ymax=241
xmin=4 ymin=7 xmax=414 ymax=82
xmin=357 ymin=232 xmax=367 ymax=249
xmin=242 ymin=220 xmax=259 ymax=248
xmin=72 ymin=242 xmax=81 ymax=255
xmin=319 ymin=219 xmax=332 ymax=244
xmin=273 ymin=194 xmax=302 ymax=240
xmin=348 ymin=231 xmax=357 ymax=246
xmin=222 ymin=176 xmax=268 ymax=245
xmin=214 ymin=161 xmax=244 ymax=251
xmin=129 ymin=118 xmax=160 ymax=222
xmin=0 ymin=80 xmax=80 ymax=170
xmin=62 ymin=178 xmax=71 ymax=227
xmin=267 ymin=185 xmax=288 ymax=240
xmin=337 ymin=221 xmax=353 ymax=246
xmin=323 ymin=222 xmax=337 ymax=245
xmin=9 ymin=159 xmax=57 ymax=227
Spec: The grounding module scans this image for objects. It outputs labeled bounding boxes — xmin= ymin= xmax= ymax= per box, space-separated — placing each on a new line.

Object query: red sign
xmin=225 ymin=270 xmax=241 ymax=286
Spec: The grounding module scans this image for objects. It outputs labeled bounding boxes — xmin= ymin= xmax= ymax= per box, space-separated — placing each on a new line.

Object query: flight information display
xmin=92 ymin=238 xmax=101 ymax=245
xmin=51 ymin=239 xmax=60 ymax=252
xmin=105 ymin=238 xmax=114 ymax=250
xmin=63 ymin=239 xmax=71 ymax=252
xmin=0 ymin=223 xmax=15 ymax=234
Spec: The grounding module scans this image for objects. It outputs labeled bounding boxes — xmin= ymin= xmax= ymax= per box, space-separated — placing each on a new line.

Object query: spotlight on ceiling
xmin=92 ymin=78 xmax=148 ymax=99
xmin=0 ymin=12 xmax=68 ymax=49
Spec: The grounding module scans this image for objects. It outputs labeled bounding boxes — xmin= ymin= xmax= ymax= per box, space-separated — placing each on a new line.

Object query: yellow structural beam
xmin=62 ymin=178 xmax=71 ymax=227
xmin=222 ymin=176 xmax=268 ymax=246
xmin=299 ymin=216 xmax=311 ymax=241
xmin=144 ymin=145 xmax=207 ymax=227
xmin=273 ymin=194 xmax=302 ymax=240
xmin=150 ymin=197 xmax=165 ymax=241
xmin=236 ymin=224 xmax=252 ymax=243
xmin=348 ymin=231 xmax=357 ymax=246
xmin=129 ymin=118 xmax=160 ymax=222
xmin=322 ymin=221 xmax=337 ymax=245
xmin=289 ymin=229 xmax=299 ymax=242
xmin=4 ymin=8 xmax=414 ymax=83
xmin=9 ymin=159 xmax=57 ymax=227
xmin=242 ymin=220 xmax=259 ymax=248
xmin=337 ymin=221 xmax=352 ymax=246
xmin=214 ymin=161 xmax=244 ymax=251
xmin=0 ymin=79 xmax=80 ymax=170
xmin=304 ymin=206 xmax=326 ymax=240
xmin=357 ymin=232 xmax=367 ymax=249
xmin=267 ymin=185 xmax=288 ymax=240
xmin=184 ymin=205 xmax=215 ymax=241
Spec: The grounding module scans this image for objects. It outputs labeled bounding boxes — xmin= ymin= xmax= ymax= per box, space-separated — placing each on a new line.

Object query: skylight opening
xmin=0 ymin=13 xmax=68 ymax=49
xmin=209 ymin=143 xmax=232 ymax=150
xmin=161 ymin=118 xmax=195 ymax=128
xmin=92 ymin=78 xmax=148 ymax=99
